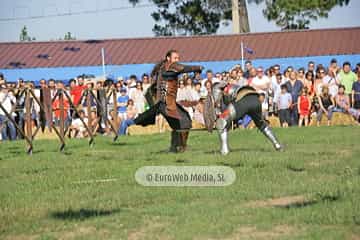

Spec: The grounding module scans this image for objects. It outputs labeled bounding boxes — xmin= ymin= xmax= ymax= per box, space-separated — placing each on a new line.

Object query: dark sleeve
xmin=170 ymin=62 xmax=203 ymax=74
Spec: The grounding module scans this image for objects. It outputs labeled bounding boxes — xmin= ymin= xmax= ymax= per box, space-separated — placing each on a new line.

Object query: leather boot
xmin=169 ymin=130 xmax=180 ymax=153
xmin=178 ymin=131 xmax=189 ymax=153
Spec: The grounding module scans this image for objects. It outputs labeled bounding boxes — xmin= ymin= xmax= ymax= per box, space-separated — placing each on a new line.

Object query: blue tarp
xmin=1 ymin=54 xmax=359 ymax=84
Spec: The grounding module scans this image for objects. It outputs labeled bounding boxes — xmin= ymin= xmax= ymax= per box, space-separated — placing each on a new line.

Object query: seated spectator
xmin=316 ymin=85 xmax=335 ymax=126
xmin=277 ymin=84 xmax=292 ymax=128
xmin=297 ymin=87 xmax=312 ymax=127
xmin=118 ymin=99 xmax=138 ymax=135
xmin=68 ymin=110 xmax=88 ymax=138
xmin=334 ymin=85 xmax=360 ymax=122
xmin=351 ymin=71 xmax=360 ymax=109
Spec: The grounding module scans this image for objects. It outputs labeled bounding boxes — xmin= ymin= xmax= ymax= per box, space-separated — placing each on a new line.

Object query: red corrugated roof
xmin=0 ymin=27 xmax=359 ymax=69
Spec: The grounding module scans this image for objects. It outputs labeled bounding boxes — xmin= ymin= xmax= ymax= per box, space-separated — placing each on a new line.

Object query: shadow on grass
xmin=218 ymin=161 xmax=244 ymax=168
xmin=50 ymin=208 xmax=120 ymax=221
xmin=110 ymin=142 xmax=128 ymax=146
xmin=277 ymin=193 xmax=341 ymax=210
xmin=276 ymin=199 xmax=318 ymax=209
xmin=204 ymin=147 xmax=271 ymax=155
xmin=287 ymin=165 xmax=305 ymax=172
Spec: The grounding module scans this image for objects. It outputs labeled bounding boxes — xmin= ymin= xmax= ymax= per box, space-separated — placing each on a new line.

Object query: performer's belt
xmin=235 ymin=88 xmax=259 ymax=102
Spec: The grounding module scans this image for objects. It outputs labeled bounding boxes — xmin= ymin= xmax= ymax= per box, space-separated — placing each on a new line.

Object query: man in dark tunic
xmin=134 ymin=49 xmax=203 ymax=152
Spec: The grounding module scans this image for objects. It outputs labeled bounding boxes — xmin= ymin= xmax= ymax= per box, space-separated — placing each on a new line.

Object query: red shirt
xmin=71 ymin=85 xmax=87 ymax=105
xmin=52 ymin=98 xmax=69 ymax=119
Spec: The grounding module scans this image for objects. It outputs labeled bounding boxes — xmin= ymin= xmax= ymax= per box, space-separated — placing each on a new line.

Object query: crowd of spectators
xmin=0 ymin=59 xmax=360 ymax=141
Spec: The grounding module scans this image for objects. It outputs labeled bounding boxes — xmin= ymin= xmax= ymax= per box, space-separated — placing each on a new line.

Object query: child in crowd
xmin=277 ymin=84 xmax=292 ymax=127
xmin=117 ymin=88 xmax=129 ymax=123
xmin=298 ymin=87 xmax=312 ymax=127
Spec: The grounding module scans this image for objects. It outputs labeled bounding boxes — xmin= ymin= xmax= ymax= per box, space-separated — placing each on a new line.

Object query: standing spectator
xmin=355 ymin=63 xmax=360 ymax=73
xmin=193 ymin=97 xmax=205 ymax=125
xmin=304 ymin=71 xmax=315 ymax=97
xmin=329 ymin=59 xmax=340 ymax=74
xmin=201 ymin=70 xmax=218 ymax=88
xmin=277 ymin=84 xmax=292 ymax=127
xmin=0 ymin=86 xmax=17 ymax=140
xmin=316 ymin=85 xmax=335 ymax=126
xmin=117 ymin=88 xmax=129 ymax=122
xmin=337 ymin=62 xmax=357 ymax=105
xmin=246 ymin=67 xmax=257 ymax=86
xmin=52 ymin=81 xmax=70 ymax=128
xmin=322 ymin=68 xmax=338 ymax=98
xmin=271 ymin=64 xmax=284 ymax=85
xmin=229 ymin=69 xmax=239 ymax=85
xmin=194 ymin=82 xmax=202 ymax=99
xmin=259 ymin=93 xmax=268 ymax=120
xmin=351 ymin=71 xmax=360 ymax=109
xmin=272 ymin=73 xmax=283 ymax=114
xmin=15 ymin=79 xmax=26 ymax=137
xmin=307 ymin=61 xmax=316 ymax=75
xmin=243 ymin=60 xmax=253 ymax=79
xmin=142 ymin=74 xmax=151 ymax=93
xmin=0 ymin=73 xmax=5 ymax=85
xmin=297 ymin=87 xmax=311 ymax=127
xmin=215 ymin=72 xmax=223 ymax=82
xmin=283 ymin=67 xmax=293 ymax=82
xmin=285 ymin=71 xmax=304 ymax=126
xmin=297 ymin=68 xmax=306 ymax=83
xmin=70 ymin=78 xmax=86 ymax=106
xmin=192 ymin=71 xmax=202 ymax=84
xmin=252 ymin=67 xmax=271 ymax=94
xmin=126 ymin=75 xmax=137 ymax=97
xmin=48 ymin=79 xmax=56 ymax=98
xmin=130 ymin=81 xmax=145 ymax=114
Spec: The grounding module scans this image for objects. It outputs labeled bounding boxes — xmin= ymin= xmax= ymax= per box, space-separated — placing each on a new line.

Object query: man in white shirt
xmin=0 ymin=86 xmax=17 ymax=140
xmin=201 ymin=70 xmax=219 ymax=88
xmin=251 ymin=67 xmax=271 ymax=94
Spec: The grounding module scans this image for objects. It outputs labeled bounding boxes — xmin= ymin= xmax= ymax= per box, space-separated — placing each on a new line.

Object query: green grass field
xmin=1 ymin=126 xmax=360 ymax=240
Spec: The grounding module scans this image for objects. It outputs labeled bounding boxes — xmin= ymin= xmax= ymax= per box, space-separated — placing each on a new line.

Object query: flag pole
xmin=101 ymin=47 xmax=106 ymax=78
xmin=241 ymin=41 xmax=244 ymax=70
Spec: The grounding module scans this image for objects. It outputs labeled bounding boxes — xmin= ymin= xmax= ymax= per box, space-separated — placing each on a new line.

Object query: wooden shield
xmin=203 ymin=94 xmax=216 ymax=133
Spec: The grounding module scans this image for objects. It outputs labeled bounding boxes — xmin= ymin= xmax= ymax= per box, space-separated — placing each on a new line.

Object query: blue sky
xmin=0 ymin=0 xmax=359 ymax=42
